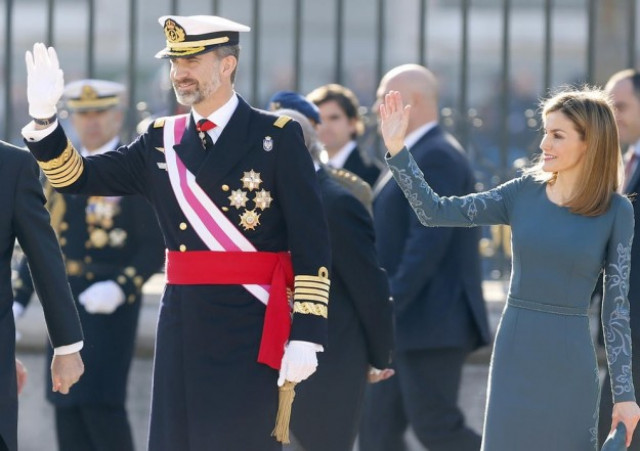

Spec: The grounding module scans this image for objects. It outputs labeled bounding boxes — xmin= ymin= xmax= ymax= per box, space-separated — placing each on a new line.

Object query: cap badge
xmin=164 ymin=19 xmax=186 ymax=43
xmin=80 ymin=85 xmax=98 ymax=101
xmin=263 ymin=136 xmax=273 ymax=152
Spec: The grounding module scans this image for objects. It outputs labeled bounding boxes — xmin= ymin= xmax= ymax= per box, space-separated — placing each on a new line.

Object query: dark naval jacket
xmin=23 ymin=95 xmax=331 ymax=451
xmin=0 ymin=141 xmax=83 ymax=451
xmin=291 ymin=168 xmax=393 ymax=451
xmin=14 ymin=152 xmax=164 ymax=406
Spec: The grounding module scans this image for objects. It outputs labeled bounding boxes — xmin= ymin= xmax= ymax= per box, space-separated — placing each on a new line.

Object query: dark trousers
xmin=359 ymin=347 xmax=481 ymax=451
xmin=598 ymin=349 xmax=640 ymax=450
xmin=55 ymin=405 xmax=134 ymax=451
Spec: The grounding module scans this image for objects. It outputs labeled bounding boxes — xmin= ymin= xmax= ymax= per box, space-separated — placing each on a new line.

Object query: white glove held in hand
xmin=78 ymin=280 xmax=125 ymax=314
xmin=25 ymin=43 xmax=64 ymax=119
xmin=277 ymin=340 xmax=320 ymax=386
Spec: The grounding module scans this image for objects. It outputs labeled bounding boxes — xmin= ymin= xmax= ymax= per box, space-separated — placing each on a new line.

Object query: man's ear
xmin=221 ymin=55 xmax=237 ymax=78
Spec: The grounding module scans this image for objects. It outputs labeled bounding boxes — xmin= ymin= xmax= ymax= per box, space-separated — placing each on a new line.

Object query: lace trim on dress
xmin=603 ymin=236 xmax=633 ymax=397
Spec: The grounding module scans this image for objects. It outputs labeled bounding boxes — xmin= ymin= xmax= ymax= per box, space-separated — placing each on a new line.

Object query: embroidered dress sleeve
xmin=602 ymin=196 xmax=636 ymax=403
xmin=386 ymin=147 xmax=515 ymax=227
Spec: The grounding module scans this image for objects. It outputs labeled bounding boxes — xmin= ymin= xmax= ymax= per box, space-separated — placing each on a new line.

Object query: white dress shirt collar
xmin=404 ymin=121 xmax=437 ymax=150
xmin=328 ymin=140 xmax=357 ymax=168
xmin=81 ymin=136 xmax=119 ymax=157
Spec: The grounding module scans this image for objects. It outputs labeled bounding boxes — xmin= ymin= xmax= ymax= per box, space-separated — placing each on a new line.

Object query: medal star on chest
xmin=241 ymin=170 xmax=263 ymax=191
xmin=239 ymin=209 xmax=261 ymax=231
xmin=228 ymin=189 xmax=249 ymax=209
xmin=253 ymin=189 xmax=273 ymax=210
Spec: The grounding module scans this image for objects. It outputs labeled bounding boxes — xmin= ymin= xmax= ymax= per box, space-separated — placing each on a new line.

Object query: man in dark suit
xmin=0 ymin=139 xmax=84 ymax=451
xmin=599 ymin=69 xmax=640 ymax=449
xmin=307 ymin=83 xmax=382 ymax=187
xmin=270 ymin=104 xmax=394 ymax=451
xmin=360 ymin=64 xmax=490 ymax=451
xmin=21 ymin=14 xmax=330 ymax=451
xmin=14 ymin=79 xmax=164 ymax=451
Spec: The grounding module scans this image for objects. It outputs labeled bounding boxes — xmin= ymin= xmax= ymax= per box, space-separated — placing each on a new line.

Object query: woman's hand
xmin=379 ymin=90 xmax=411 ymax=156
xmin=612 ymin=401 xmax=640 ymax=447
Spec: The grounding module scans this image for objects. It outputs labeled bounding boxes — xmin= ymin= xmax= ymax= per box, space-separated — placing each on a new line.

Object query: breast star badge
xmin=253 ymin=189 xmax=273 ymax=210
xmin=241 ymin=170 xmax=262 ymax=191
xmin=228 ymin=189 xmax=249 ymax=209
xmin=239 ymin=209 xmax=261 ymax=231
xmin=89 ymin=228 xmax=109 ymax=248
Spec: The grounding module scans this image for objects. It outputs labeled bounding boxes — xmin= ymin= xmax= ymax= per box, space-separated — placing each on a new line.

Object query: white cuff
xmin=53 ymin=340 xmax=83 ymax=355
xmin=22 ymin=120 xmax=58 ymax=142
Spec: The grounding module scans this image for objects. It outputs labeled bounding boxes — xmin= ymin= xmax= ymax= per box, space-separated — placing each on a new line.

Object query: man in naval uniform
xmin=14 ymin=79 xmax=164 ymax=451
xmin=22 ymin=14 xmax=330 ymax=451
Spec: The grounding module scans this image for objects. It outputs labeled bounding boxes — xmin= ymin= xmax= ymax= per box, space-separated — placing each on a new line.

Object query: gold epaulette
xmin=153 ymin=117 xmax=166 ymax=128
xmin=328 ymin=167 xmax=361 ymax=183
xmin=273 ymin=116 xmax=292 ymax=129
xmin=37 ymin=140 xmax=84 ymax=188
xmin=293 ymin=267 xmax=330 ymax=318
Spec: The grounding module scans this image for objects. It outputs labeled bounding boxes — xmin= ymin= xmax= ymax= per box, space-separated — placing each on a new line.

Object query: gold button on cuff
xmin=86 ymin=272 xmax=95 ymax=280
xmin=222 ymin=184 xmax=230 ymax=191
xmin=124 ymin=266 xmax=136 ymax=277
xmin=179 ymin=222 xmax=187 ymax=230
xmin=84 ymin=256 xmax=92 ymax=263
xmin=117 ymin=275 xmax=127 ymax=284
xmin=179 ymin=244 xmax=187 ymax=252
xmin=128 ymin=294 xmax=136 ymax=303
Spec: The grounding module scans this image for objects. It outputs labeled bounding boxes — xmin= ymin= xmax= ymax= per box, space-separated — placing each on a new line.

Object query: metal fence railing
xmin=2 ymin=0 xmax=639 ymax=276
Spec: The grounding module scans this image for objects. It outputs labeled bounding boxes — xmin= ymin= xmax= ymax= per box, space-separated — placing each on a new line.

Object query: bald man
xmin=360 ymin=64 xmax=490 ymax=451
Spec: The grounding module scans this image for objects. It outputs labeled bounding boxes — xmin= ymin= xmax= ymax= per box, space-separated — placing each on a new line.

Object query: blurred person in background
xmin=13 ymin=79 xmax=164 ymax=451
xmin=307 ymin=83 xmax=382 ymax=187
xmin=268 ymin=90 xmax=373 ymax=214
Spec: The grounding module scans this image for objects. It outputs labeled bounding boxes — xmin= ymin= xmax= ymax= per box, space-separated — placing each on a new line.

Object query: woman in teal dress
xmin=378 ymin=88 xmax=640 ymax=450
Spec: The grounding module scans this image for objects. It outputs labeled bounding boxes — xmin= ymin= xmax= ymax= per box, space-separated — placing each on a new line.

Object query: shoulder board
xmin=153 ymin=118 xmax=166 ymax=128
xmin=330 ymin=167 xmax=362 ymax=183
xmin=273 ymin=116 xmax=292 ymax=129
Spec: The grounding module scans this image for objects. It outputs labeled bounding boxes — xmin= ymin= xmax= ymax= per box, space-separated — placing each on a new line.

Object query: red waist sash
xmin=165 ymin=250 xmax=294 ymax=370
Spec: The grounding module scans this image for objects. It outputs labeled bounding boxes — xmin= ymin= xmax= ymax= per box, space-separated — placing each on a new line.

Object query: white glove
xmin=25 ymin=43 xmax=64 ymax=119
xmin=12 ymin=302 xmax=25 ymax=320
xmin=277 ymin=340 xmax=320 ymax=386
xmin=78 ymin=280 xmax=125 ymax=314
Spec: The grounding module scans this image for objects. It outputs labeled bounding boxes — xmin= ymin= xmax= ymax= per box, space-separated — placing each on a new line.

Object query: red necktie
xmin=196 ymin=119 xmax=216 ymax=149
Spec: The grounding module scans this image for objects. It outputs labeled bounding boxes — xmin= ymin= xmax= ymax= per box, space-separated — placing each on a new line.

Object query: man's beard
xmin=172 ymin=77 xmax=220 ymax=106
